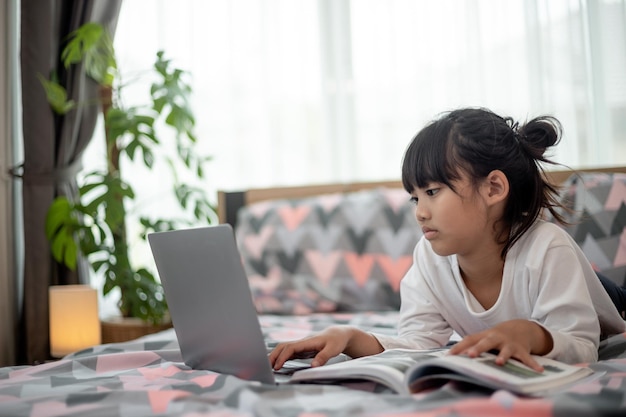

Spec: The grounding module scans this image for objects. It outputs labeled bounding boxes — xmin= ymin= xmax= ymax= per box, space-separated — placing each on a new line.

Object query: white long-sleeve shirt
xmin=375 ymin=220 xmax=626 ymax=364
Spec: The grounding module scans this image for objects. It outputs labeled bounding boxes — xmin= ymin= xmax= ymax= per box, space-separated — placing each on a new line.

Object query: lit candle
xmin=49 ymin=285 xmax=101 ymax=357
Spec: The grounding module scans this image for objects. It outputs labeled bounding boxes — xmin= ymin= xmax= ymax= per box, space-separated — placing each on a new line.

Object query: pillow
xmin=234 ymin=187 xmax=422 ymax=314
xmin=555 ymin=172 xmax=626 ymax=287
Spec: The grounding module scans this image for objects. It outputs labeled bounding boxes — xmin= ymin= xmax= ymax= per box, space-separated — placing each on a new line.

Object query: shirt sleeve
xmin=529 ymin=243 xmax=601 ymax=363
xmin=373 ymin=242 xmax=454 ymax=350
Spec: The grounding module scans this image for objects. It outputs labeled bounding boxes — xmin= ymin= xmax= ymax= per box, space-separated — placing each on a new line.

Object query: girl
xmin=269 ymin=108 xmax=626 ymax=372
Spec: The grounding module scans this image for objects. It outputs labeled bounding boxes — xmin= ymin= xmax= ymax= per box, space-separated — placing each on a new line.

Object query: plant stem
xmin=100 ymin=84 xmax=132 ymax=317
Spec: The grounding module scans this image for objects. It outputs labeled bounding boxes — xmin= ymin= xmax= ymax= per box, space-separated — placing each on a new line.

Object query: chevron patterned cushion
xmin=234 ymin=187 xmax=422 ymax=314
xmin=556 ymin=172 xmax=626 ymax=287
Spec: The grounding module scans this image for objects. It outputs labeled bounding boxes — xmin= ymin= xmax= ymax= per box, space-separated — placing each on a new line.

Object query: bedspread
xmin=1 ymin=312 xmax=626 ymax=417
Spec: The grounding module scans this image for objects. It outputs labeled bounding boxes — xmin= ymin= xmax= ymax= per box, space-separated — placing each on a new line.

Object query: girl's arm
xmin=269 ymin=325 xmax=383 ymax=369
xmin=375 ymin=258 xmax=455 ymax=351
xmin=526 ymin=244 xmax=601 ymax=363
xmin=448 ymin=319 xmax=553 ymax=371
xmin=452 ymin=240 xmax=602 ymax=366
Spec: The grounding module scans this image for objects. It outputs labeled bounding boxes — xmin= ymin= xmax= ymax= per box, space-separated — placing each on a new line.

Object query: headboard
xmin=217 ymin=166 xmax=626 ymax=228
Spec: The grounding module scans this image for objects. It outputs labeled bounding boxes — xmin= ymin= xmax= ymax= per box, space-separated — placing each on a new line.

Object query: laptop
xmin=147 ymin=224 xmax=286 ymax=384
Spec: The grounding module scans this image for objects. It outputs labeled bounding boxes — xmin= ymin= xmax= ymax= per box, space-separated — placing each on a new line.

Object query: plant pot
xmin=100 ymin=317 xmax=173 ymax=344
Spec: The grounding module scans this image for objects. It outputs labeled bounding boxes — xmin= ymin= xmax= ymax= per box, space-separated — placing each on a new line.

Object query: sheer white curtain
xmin=85 ymin=0 xmax=626 ymax=314
xmin=87 ymin=0 xmax=626 ymax=195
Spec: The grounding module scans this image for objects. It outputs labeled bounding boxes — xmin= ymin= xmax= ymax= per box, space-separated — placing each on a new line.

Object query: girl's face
xmin=410 ymin=173 xmax=495 ymax=258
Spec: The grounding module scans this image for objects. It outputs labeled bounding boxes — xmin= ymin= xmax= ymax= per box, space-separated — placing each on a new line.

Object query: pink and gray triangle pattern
xmin=235 ymin=187 xmax=423 ymax=315
xmin=557 ymin=172 xmax=626 ymax=287
xmin=235 ymin=172 xmax=626 ymax=316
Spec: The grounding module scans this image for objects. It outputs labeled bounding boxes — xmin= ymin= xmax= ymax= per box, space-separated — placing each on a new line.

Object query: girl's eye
xmin=409 ymin=187 xmax=440 ymax=204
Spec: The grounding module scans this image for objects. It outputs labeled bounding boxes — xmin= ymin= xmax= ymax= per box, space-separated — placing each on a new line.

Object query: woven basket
xmin=100 ymin=317 xmax=172 ymax=344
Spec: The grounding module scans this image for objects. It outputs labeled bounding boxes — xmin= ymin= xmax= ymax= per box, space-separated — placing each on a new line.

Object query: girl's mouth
xmin=422 ymin=227 xmax=437 ymax=240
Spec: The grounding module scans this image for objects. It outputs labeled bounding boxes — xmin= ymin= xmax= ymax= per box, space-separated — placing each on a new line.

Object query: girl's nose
xmin=414 ymin=203 xmax=428 ymax=222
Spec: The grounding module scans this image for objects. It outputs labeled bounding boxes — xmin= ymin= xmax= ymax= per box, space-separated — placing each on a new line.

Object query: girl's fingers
xmin=270 ymin=343 xmax=306 ymax=369
xmin=270 ymin=337 xmax=329 ymax=369
xmin=494 ymin=345 xmax=512 ymax=365
xmin=448 ymin=335 xmax=478 ymax=355
xmin=512 ymin=352 xmax=544 ymax=373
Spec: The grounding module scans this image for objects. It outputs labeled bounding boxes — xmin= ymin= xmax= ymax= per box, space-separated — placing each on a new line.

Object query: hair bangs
xmin=401 ymin=119 xmax=458 ymax=193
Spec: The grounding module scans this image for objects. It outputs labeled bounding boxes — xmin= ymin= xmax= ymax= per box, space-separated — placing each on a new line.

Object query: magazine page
xmin=290 ymin=348 xmax=448 ymax=394
xmin=405 ymin=352 xmax=595 ymax=396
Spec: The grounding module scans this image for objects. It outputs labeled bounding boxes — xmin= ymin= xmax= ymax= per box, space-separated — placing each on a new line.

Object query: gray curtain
xmin=19 ymin=0 xmax=122 ymax=365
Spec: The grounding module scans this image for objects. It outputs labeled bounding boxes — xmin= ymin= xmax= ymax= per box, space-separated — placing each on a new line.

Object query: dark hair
xmin=401 ymin=107 xmax=567 ymax=258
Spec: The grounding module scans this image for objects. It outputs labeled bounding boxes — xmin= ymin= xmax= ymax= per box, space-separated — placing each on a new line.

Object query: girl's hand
xmin=448 ymin=319 xmax=554 ymax=372
xmin=269 ymin=325 xmax=383 ymax=370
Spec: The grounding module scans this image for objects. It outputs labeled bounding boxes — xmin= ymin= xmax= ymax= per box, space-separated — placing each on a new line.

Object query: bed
xmin=1 ymin=313 xmax=625 ymax=416
xmin=2 ymin=166 xmax=626 ymax=417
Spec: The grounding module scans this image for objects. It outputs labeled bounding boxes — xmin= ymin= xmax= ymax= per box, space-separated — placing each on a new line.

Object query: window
xmin=88 ymin=0 xmax=626 ymax=195
xmin=85 ymin=0 xmax=626 ymax=314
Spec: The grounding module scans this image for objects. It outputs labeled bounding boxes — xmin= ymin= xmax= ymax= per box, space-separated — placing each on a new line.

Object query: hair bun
xmin=517 ymin=116 xmax=562 ymax=158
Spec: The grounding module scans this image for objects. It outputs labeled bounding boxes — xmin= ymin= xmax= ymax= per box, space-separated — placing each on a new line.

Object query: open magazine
xmin=288 ymin=348 xmax=596 ymax=396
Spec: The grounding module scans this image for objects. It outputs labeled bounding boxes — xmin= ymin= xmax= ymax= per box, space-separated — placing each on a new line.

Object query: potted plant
xmin=42 ymin=22 xmax=215 ymax=340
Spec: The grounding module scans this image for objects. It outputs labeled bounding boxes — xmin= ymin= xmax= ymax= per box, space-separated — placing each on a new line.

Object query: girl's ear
xmin=483 ymin=170 xmax=509 ymax=205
